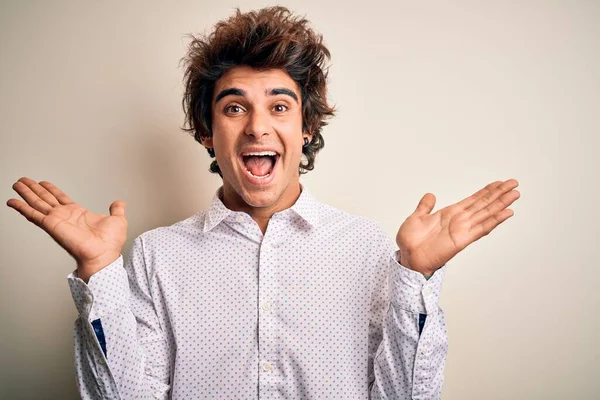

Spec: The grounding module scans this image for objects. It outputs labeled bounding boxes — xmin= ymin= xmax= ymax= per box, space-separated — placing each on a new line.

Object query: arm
xmin=6 ymin=178 xmax=172 ymax=397
xmin=367 ymin=230 xmax=448 ymax=399
xmin=68 ymin=236 xmax=171 ymax=399
xmin=368 ymin=178 xmax=520 ymax=398
xmin=369 ymin=250 xmax=447 ymax=399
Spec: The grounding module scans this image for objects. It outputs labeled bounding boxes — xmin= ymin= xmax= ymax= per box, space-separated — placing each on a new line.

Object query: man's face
xmin=204 ymin=66 xmax=310 ymax=211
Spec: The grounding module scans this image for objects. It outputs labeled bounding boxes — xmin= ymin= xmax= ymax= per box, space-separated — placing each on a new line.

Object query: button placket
xmin=258 ymin=238 xmax=280 ymax=379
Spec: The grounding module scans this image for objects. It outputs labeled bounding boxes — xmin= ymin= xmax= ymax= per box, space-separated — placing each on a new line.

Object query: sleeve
xmin=368 ymin=238 xmax=448 ymax=400
xmin=67 ymin=236 xmax=172 ymax=399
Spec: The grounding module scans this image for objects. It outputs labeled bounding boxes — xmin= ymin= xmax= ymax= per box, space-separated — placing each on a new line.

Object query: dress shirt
xmin=67 ymin=186 xmax=448 ymax=399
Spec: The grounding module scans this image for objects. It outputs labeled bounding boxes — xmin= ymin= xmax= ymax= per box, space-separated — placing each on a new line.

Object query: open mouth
xmin=241 ymin=151 xmax=280 ymax=179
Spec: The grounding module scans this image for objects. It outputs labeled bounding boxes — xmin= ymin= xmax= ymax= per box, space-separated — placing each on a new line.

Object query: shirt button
xmin=235 ymin=215 xmax=245 ymax=223
xmin=424 ymin=287 xmax=432 ymax=297
xmin=98 ymin=358 xmax=106 ymax=365
xmin=84 ymin=294 xmax=93 ymax=304
xmin=262 ymin=302 xmax=271 ymax=311
xmin=262 ymin=362 xmax=273 ymax=372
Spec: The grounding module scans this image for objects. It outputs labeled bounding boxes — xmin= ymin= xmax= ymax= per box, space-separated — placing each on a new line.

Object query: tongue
xmin=245 ymin=156 xmax=274 ymax=176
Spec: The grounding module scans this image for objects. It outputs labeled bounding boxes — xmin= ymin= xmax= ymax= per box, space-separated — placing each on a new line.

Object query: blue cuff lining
xmin=418 ymin=313 xmax=427 ymax=335
xmin=91 ymin=319 xmax=107 ymax=358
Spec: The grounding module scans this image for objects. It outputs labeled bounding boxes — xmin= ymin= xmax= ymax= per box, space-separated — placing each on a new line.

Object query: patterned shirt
xmin=67 ymin=187 xmax=448 ymax=399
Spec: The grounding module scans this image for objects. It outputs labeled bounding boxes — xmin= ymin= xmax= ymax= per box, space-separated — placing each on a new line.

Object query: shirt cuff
xmin=389 ymin=250 xmax=446 ymax=315
xmin=67 ymin=255 xmax=129 ymax=321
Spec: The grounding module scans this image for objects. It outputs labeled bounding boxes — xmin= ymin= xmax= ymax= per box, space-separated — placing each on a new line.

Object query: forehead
xmin=213 ymin=66 xmax=300 ymax=98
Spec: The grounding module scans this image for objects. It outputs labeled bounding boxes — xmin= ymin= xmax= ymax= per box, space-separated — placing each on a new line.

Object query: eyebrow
xmin=215 ymin=88 xmax=245 ymax=104
xmin=268 ymin=88 xmax=299 ymax=103
xmin=214 ymin=87 xmax=299 ymax=104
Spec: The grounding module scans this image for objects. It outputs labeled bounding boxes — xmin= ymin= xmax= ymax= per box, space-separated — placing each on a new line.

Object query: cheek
xmin=283 ymin=136 xmax=305 ymax=168
xmin=210 ymin=135 xmax=233 ymax=172
xmin=212 ymin=121 xmax=237 ymax=152
xmin=279 ymin=116 xmax=304 ymax=151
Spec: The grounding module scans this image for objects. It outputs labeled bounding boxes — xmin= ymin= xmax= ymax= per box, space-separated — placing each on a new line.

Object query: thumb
xmin=109 ymin=200 xmax=126 ymax=217
xmin=414 ymin=193 xmax=436 ymax=216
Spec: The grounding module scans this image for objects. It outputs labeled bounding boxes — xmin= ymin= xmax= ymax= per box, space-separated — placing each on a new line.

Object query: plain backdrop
xmin=1 ymin=1 xmax=598 ymax=399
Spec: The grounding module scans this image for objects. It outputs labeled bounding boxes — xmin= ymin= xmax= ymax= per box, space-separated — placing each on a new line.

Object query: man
xmin=6 ymin=6 xmax=520 ymax=399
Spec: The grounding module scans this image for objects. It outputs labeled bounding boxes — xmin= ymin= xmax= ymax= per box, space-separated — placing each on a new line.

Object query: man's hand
xmin=396 ymin=179 xmax=520 ymax=276
xmin=6 ymin=177 xmax=128 ymax=282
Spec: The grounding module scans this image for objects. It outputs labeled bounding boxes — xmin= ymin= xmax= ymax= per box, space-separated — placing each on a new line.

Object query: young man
xmin=6 ymin=6 xmax=520 ymax=399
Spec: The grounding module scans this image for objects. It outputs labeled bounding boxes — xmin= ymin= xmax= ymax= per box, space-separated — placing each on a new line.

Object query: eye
xmin=224 ymin=104 xmax=245 ymax=114
xmin=273 ymin=104 xmax=289 ymax=113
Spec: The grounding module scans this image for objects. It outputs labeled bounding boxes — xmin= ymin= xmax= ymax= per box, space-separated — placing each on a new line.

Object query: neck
xmin=221 ymin=181 xmax=302 ymax=234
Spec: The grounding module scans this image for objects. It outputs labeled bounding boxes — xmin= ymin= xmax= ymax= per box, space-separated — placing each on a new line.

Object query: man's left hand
xmin=396 ymin=179 xmax=520 ymax=276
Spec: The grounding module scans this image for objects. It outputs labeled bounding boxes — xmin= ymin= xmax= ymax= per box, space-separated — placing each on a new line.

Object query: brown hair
xmin=181 ymin=6 xmax=335 ymax=176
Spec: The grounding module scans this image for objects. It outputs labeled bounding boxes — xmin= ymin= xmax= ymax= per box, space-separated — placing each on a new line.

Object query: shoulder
xmin=134 ymin=210 xmax=206 ymax=253
xmin=316 ymin=200 xmax=390 ymax=244
xmin=314 ymin=201 xmax=395 ymax=276
xmin=124 ymin=211 xmax=206 ymax=277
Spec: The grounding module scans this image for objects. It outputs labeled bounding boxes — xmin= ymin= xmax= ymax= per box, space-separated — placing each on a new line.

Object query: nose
xmin=244 ymin=108 xmax=272 ymax=140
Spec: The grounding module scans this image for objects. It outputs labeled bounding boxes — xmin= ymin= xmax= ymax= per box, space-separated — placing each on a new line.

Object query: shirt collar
xmin=202 ymin=187 xmax=231 ymax=232
xmin=202 ymin=185 xmax=320 ymax=233
xmin=289 ymin=186 xmax=320 ymax=228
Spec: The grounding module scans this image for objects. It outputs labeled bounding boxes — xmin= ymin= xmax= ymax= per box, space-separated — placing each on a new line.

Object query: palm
xmin=396 ymin=179 xmax=520 ymax=275
xmin=40 ymin=202 xmax=127 ymax=262
xmin=7 ymin=177 xmax=127 ymax=270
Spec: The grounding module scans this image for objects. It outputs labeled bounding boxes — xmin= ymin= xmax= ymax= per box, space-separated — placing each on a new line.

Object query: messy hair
xmin=181 ymin=6 xmax=335 ymax=176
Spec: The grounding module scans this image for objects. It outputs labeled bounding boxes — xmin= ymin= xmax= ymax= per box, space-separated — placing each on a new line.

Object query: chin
xmin=238 ymin=184 xmax=283 ymax=208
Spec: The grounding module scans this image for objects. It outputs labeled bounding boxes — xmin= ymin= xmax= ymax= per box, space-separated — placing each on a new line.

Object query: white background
xmin=1 ymin=1 xmax=598 ymax=398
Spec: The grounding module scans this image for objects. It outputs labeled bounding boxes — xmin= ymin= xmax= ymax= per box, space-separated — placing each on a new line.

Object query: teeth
xmin=247 ymin=171 xmax=270 ymax=178
xmin=243 ymin=151 xmax=277 ymax=156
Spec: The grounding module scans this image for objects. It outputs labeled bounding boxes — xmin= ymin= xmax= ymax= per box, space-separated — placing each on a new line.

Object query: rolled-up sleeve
xmin=369 ymin=246 xmax=448 ymax=400
xmin=67 ymin=236 xmax=171 ymax=399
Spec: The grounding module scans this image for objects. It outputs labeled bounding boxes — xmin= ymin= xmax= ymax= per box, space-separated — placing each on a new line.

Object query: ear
xmin=201 ymin=135 xmax=214 ymax=149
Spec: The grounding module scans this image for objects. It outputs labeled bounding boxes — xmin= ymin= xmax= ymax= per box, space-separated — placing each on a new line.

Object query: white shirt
xmin=67 ymin=187 xmax=448 ymax=399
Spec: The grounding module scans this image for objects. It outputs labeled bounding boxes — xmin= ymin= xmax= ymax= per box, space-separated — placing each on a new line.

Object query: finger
xmin=109 ymin=200 xmax=126 ymax=217
xmin=12 ymin=179 xmax=53 ymax=214
xmin=38 ymin=180 xmax=74 ymax=205
xmin=471 ymin=208 xmax=514 ymax=241
xmin=470 ymin=189 xmax=520 ymax=226
xmin=457 ymin=181 xmax=503 ymax=210
xmin=17 ymin=177 xmax=61 ymax=207
xmin=6 ymin=198 xmax=47 ymax=226
xmin=413 ymin=193 xmax=436 ymax=216
xmin=465 ymin=179 xmax=519 ymax=215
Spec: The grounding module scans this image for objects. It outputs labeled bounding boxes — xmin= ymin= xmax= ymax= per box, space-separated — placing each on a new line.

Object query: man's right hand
xmin=6 ymin=177 xmax=128 ymax=283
